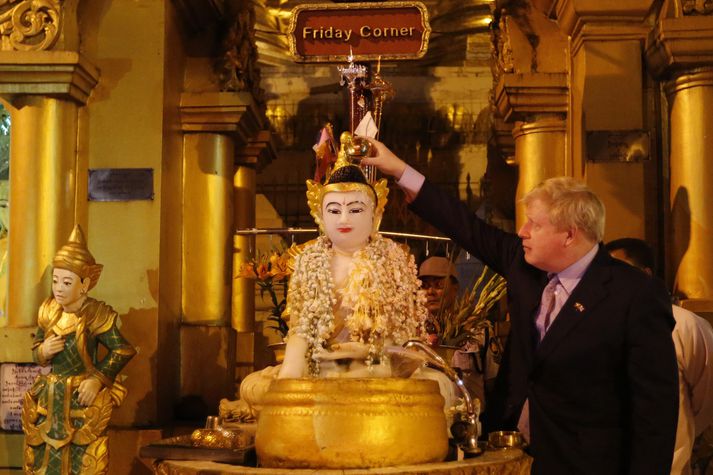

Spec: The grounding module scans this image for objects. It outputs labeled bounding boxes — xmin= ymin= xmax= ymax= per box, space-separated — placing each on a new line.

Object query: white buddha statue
xmin=279 ymin=136 xmax=428 ymax=379
xmin=221 ymin=133 xmax=457 ymax=422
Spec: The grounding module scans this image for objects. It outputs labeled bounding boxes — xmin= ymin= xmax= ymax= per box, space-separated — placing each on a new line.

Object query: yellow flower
xmin=255 ymin=260 xmax=271 ymax=281
xmin=269 ymin=251 xmax=290 ymax=281
xmin=238 ymin=262 xmax=257 ymax=279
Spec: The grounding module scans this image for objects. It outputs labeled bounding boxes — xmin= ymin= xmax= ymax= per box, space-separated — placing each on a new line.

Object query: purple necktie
xmin=536 ymin=275 xmax=560 ymax=341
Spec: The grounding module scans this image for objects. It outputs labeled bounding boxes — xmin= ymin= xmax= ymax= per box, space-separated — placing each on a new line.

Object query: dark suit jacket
xmin=411 ymin=180 xmax=678 ymax=475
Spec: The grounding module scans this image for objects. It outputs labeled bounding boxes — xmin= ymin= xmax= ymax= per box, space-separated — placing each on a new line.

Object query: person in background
xmin=419 ymin=255 xmax=497 ymax=411
xmin=606 ymin=238 xmax=713 ymax=475
xmin=419 ymin=256 xmax=460 ymax=330
xmin=362 ymin=138 xmax=679 ymax=475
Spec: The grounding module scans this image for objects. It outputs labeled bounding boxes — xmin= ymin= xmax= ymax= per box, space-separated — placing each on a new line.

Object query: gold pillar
xmin=512 ymin=117 xmax=567 ymax=227
xmin=646 ymin=13 xmax=713 ymax=298
xmin=182 ymin=133 xmax=234 ymax=325
xmin=666 ymin=68 xmax=713 ymax=298
xmin=492 ymin=8 xmax=569 ymax=229
xmin=0 ymin=52 xmax=98 ymax=328
xmin=232 ymin=165 xmax=256 ymax=332
xmin=179 ymin=92 xmax=262 ymax=326
xmin=7 ymin=97 xmax=77 ymax=327
xmin=494 ymin=74 xmax=568 ymax=228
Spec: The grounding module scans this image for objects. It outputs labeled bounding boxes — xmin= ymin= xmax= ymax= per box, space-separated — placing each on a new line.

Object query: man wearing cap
xmin=419 ymin=256 xmax=493 ymax=410
xmin=419 ymin=256 xmax=460 ymax=319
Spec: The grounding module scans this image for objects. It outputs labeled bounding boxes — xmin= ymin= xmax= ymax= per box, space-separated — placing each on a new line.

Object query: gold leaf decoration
xmin=72 ymin=389 xmax=113 ymax=446
xmin=21 ymin=392 xmax=43 ymax=446
xmin=23 ymin=444 xmax=35 ymax=472
xmin=81 ymin=436 xmax=109 ymax=475
xmin=0 ymin=0 xmax=61 ymax=51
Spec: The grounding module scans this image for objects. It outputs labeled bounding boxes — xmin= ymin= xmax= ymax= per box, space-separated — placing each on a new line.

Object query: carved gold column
xmin=233 ymin=166 xmax=255 ymax=333
xmin=234 ymin=130 xmax=274 ymax=379
xmin=494 ymin=74 xmax=568 ymax=227
xmin=511 ymin=117 xmax=567 ymax=225
xmin=492 ymin=6 xmax=569 ymax=228
xmin=0 ymin=52 xmax=98 ymax=329
xmin=179 ymin=92 xmax=261 ymax=326
xmin=178 ymin=92 xmax=262 ymax=408
xmin=233 ymin=130 xmax=273 ymax=332
xmin=647 ymin=10 xmax=713 ymax=299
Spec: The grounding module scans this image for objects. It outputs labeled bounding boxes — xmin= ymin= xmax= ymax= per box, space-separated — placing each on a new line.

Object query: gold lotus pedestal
xmin=255 ymin=378 xmax=449 ymax=469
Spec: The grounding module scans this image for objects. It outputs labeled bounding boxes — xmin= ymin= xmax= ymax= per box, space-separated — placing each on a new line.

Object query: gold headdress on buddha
xmin=307 ymin=131 xmax=388 ymax=236
xmin=52 ymin=225 xmax=104 ymax=290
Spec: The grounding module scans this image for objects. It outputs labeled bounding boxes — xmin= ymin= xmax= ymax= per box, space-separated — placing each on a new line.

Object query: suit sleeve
xmin=409 ymin=179 xmax=521 ymax=276
xmin=627 ymin=280 xmax=678 ymax=474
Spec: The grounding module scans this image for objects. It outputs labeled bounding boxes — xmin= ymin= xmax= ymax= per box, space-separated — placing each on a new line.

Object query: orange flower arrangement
xmin=238 ymin=250 xmax=292 ymax=338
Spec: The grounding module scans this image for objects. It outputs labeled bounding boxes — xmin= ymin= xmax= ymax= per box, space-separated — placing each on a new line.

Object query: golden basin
xmin=255 ymin=378 xmax=448 ymax=468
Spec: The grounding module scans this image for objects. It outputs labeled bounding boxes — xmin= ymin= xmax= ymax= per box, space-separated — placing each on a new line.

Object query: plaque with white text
xmin=288 ymin=2 xmax=431 ymax=62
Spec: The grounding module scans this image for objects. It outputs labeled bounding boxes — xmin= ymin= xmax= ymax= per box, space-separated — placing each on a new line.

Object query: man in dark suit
xmin=362 ymin=140 xmax=678 ymax=474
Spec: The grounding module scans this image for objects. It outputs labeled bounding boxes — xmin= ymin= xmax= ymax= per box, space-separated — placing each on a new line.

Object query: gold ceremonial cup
xmin=256 ymin=378 xmax=448 ymax=468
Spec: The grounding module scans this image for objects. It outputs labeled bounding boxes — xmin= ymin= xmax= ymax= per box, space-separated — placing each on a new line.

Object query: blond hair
xmin=521 ymin=177 xmax=605 ymax=243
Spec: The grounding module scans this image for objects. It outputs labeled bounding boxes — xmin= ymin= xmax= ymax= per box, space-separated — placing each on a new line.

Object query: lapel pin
xmin=574 ymin=302 xmax=585 ymax=312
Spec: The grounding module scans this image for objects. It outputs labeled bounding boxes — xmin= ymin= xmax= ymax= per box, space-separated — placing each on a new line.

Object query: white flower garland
xmin=288 ymin=235 xmax=428 ymax=375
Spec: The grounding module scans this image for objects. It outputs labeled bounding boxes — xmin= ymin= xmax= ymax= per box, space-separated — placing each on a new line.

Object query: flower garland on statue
xmin=288 ymin=234 xmax=428 ymax=375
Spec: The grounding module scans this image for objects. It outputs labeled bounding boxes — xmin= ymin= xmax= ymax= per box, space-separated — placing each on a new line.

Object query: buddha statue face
xmin=322 ymin=190 xmax=375 ymax=254
xmin=52 ymin=267 xmax=89 ymax=312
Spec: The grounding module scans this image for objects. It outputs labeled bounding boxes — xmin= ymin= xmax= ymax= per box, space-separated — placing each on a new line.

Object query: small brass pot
xmin=488 ymin=430 xmax=525 ymax=449
xmin=256 ymin=378 xmax=448 ymax=468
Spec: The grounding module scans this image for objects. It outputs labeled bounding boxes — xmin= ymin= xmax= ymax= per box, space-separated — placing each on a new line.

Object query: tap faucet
xmin=402 ymin=340 xmax=482 ymax=456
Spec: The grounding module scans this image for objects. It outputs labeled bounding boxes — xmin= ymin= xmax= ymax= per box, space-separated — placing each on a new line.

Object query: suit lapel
xmin=533 ymin=247 xmax=612 ymax=365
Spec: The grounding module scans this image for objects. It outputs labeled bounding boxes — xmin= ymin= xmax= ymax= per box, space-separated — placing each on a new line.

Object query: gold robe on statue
xmin=22 ymin=297 xmax=135 ymax=475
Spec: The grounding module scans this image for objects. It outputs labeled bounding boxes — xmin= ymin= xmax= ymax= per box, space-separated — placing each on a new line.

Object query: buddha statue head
xmin=51 ymin=225 xmax=103 ymax=311
xmin=307 ymin=132 xmax=388 ymax=253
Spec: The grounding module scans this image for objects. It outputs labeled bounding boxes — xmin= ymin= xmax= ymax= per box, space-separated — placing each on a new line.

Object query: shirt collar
xmin=552 ymin=244 xmax=599 ymax=295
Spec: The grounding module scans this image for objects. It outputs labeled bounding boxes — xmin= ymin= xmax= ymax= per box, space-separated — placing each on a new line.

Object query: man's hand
xmin=77 ymin=377 xmax=102 ymax=406
xmin=361 ymin=138 xmax=407 ymax=180
xmin=40 ymin=334 xmax=65 ymax=361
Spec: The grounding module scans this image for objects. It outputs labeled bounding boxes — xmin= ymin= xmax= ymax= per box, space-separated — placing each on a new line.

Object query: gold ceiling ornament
xmin=492 ymin=16 xmax=514 ymax=84
xmin=306 ymin=131 xmax=388 ymax=236
xmin=680 ymin=0 xmax=713 ymax=15
xmin=216 ymin=1 xmax=263 ymax=101
xmin=0 ymin=0 xmax=61 ymax=51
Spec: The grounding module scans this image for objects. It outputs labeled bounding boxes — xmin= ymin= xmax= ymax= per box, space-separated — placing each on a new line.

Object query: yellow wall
xmin=79 ymin=0 xmax=184 ymax=425
xmin=576 ymin=41 xmax=648 ymax=241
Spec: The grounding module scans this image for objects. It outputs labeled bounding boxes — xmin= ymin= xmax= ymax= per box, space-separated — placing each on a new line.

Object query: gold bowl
xmin=190 ymin=428 xmax=252 ymax=449
xmin=345 ymin=136 xmax=372 ymax=158
xmin=488 ymin=430 xmax=524 ymax=449
xmin=256 ymin=378 xmax=448 ymax=468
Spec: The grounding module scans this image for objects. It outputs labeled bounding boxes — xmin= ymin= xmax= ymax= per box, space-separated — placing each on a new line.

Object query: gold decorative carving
xmin=492 ymin=17 xmax=515 ymax=86
xmin=80 ymin=436 xmax=109 ymax=475
xmin=681 ymin=0 xmax=713 ymax=15
xmin=216 ymin=2 xmax=263 ymax=102
xmin=0 ymin=0 xmax=61 ymax=51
